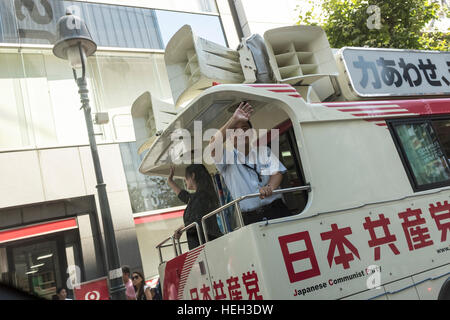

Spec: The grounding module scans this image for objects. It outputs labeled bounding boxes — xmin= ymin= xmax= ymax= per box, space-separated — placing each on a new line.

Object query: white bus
xmin=134 ymin=25 xmax=450 ymax=300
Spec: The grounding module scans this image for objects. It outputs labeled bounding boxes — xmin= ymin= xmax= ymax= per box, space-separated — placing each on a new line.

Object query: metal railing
xmin=201 ymin=185 xmax=311 ymax=242
xmin=155 ymin=222 xmax=202 ymax=264
xmin=155 ymin=185 xmax=310 ymax=264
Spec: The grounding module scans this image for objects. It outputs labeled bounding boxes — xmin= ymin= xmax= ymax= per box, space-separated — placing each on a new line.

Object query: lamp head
xmin=53 ymin=12 xmax=97 ymax=69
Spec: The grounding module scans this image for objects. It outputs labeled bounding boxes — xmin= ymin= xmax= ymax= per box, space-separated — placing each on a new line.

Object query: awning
xmin=0 ymin=218 xmax=78 ymax=244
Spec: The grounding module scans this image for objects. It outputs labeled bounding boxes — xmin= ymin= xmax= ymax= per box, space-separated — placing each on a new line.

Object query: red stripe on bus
xmin=268 ymin=89 xmax=298 ymax=93
xmin=321 ymin=98 xmax=450 ymax=115
xmin=337 ymin=107 xmax=403 ymax=112
xmin=246 ymin=84 xmax=292 ymax=87
xmin=351 ymin=111 xmax=411 ymax=117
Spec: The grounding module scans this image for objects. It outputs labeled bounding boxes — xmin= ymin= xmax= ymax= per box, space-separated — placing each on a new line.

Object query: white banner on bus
xmin=341 ymin=47 xmax=450 ymax=97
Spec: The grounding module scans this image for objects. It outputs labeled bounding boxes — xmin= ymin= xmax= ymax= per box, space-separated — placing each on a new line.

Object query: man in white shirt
xmin=209 ymin=101 xmax=291 ymax=225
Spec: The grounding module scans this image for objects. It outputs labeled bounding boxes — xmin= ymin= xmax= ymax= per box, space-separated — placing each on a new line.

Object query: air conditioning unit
xmin=164 ymin=25 xmax=245 ymax=107
xmin=131 ymin=91 xmax=177 ymax=154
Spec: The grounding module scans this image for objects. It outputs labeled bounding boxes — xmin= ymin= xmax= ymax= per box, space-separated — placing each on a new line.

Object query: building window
xmin=0 ymin=0 xmax=226 ymax=50
xmin=155 ymin=10 xmax=227 ymax=47
xmin=0 ymin=51 xmax=31 ymax=149
xmin=0 ymin=47 xmax=174 ymax=150
xmin=389 ymin=118 xmax=450 ymax=191
xmin=91 ymin=52 xmax=172 ymax=111
xmin=90 ymin=52 xmax=172 ymax=142
xmin=119 ymin=141 xmax=184 ymax=213
xmin=0 ymin=48 xmax=96 ymax=150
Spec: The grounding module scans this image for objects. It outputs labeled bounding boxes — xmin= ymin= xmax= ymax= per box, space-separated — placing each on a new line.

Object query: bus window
xmin=270 ymin=120 xmax=308 ymax=215
xmin=389 ymin=118 xmax=450 ymax=192
xmin=433 ymin=119 xmax=450 ymax=162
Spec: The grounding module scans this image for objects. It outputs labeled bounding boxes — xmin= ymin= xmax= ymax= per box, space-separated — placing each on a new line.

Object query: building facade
xmin=0 ymin=0 xmax=233 ymax=299
xmin=0 ymin=0 xmax=359 ymax=299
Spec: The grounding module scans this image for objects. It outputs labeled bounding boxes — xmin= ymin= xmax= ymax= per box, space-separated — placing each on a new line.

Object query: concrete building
xmin=0 ymin=0 xmax=212 ymax=299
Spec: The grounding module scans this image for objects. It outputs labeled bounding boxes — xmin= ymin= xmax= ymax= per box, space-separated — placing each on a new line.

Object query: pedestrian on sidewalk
xmin=132 ymin=271 xmax=152 ymax=300
xmin=56 ymin=287 xmax=72 ymax=300
xmin=122 ymin=265 xmax=136 ymax=300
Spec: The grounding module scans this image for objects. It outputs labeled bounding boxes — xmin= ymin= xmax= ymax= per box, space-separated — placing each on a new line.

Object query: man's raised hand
xmin=232 ymin=101 xmax=254 ymax=125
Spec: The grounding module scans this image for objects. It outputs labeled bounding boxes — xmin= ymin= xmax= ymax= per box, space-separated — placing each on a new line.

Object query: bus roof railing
xmin=156 ymin=185 xmax=311 ymax=264
xmin=201 ymin=185 xmax=311 ymax=242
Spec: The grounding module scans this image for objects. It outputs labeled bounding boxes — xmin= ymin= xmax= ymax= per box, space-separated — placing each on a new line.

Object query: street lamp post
xmin=53 ymin=12 xmax=126 ymax=300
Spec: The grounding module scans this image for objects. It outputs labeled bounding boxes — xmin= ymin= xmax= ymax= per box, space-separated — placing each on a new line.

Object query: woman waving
xmin=167 ymin=164 xmax=222 ymax=250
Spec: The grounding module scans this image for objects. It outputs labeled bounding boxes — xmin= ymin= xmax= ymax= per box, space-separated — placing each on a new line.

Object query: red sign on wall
xmin=74 ymin=277 xmax=110 ymax=300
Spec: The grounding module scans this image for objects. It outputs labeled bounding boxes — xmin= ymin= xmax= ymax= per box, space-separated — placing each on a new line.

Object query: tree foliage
xmin=297 ymin=0 xmax=449 ymax=50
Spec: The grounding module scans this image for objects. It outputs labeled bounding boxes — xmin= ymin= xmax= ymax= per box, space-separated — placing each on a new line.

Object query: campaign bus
xmin=131 ymin=25 xmax=450 ymax=300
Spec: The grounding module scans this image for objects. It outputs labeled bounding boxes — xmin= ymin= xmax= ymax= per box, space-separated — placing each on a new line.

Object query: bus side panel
xmin=162 ymin=192 xmax=450 ymax=300
xmin=342 ymin=288 xmax=388 ymax=300
xmin=411 ymin=265 xmax=450 ymax=300
xmin=343 ymin=264 xmax=450 ymax=300
xmin=178 ymin=250 xmax=212 ymax=300
xmin=184 ymin=227 xmax=271 ymax=300
xmin=160 ymin=245 xmax=211 ymax=300
xmin=384 ymin=278 xmax=420 ymax=300
xmin=253 ymin=191 xmax=450 ymax=299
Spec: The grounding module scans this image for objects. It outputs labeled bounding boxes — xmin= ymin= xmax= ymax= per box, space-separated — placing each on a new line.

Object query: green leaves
xmin=296 ymin=0 xmax=447 ymax=51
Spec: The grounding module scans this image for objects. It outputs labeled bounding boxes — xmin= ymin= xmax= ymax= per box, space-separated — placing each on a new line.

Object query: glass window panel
xmin=0 ymin=47 xmax=174 ymax=149
xmin=433 ymin=119 xmax=450 ymax=160
xmin=125 ymin=7 xmax=144 ymax=48
xmin=93 ymin=53 xmax=172 ymax=110
xmin=135 ymin=7 xmax=152 ymax=48
xmin=85 ymin=2 xmax=112 ymax=47
xmin=143 ymin=8 xmax=164 ymax=49
xmin=42 ymin=52 xmax=93 ymax=146
xmin=142 ymin=0 xmax=218 ymax=14
xmin=0 ymin=48 xmax=95 ymax=150
xmin=0 ymin=0 xmax=19 ymax=43
xmin=0 ymin=51 xmax=32 ymax=149
xmin=108 ymin=4 xmax=128 ymax=48
xmin=394 ymin=122 xmax=450 ymax=187
xmin=11 ymin=239 xmax=62 ymax=300
xmin=1 ymin=0 xmax=165 ymax=49
xmin=90 ymin=52 xmax=172 ymax=141
xmin=135 ymin=8 xmax=152 ymax=49
xmin=21 ymin=52 xmax=58 ymax=147
xmin=1 ymin=1 xmax=225 ymax=50
xmin=15 ymin=0 xmax=65 ymax=45
xmin=68 ymin=1 xmax=164 ymax=49
xmin=119 ymin=141 xmax=184 ymax=213
xmin=102 ymin=5 xmax=117 ymax=45
xmin=156 ymin=10 xmax=226 ymax=47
